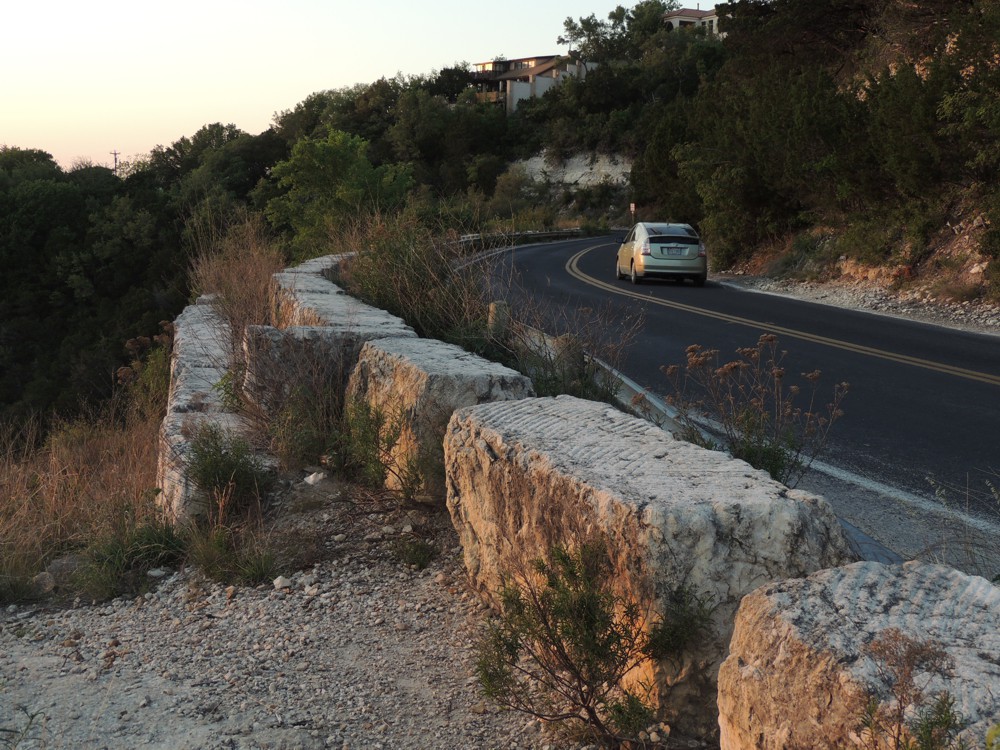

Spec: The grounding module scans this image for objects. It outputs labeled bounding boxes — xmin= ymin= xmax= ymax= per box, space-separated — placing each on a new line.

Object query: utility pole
xmin=110 ymin=149 xmax=120 ymax=177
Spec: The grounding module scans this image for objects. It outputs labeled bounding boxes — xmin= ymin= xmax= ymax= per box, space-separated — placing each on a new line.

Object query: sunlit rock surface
xmin=347 ymin=337 xmax=534 ymax=498
xmin=718 ymin=560 xmax=1000 ymax=750
xmin=444 ymin=394 xmax=854 ymax=738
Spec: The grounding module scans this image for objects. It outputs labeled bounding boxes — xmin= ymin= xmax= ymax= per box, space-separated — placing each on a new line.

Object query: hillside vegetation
xmin=2 ymin=0 xmax=998 ymax=425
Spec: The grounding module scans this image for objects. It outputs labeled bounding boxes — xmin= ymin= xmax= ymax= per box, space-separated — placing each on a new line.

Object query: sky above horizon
xmin=1 ymin=0 xmax=625 ymax=170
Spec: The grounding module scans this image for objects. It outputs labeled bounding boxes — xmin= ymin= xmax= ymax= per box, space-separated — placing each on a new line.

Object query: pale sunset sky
xmin=1 ymin=0 xmax=624 ymax=169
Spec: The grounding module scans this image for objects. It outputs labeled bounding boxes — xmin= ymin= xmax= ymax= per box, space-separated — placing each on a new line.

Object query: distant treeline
xmin=2 ymin=0 xmax=998 ymax=421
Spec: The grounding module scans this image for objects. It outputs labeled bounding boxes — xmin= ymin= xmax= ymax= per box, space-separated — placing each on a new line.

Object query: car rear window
xmin=648 ymin=234 xmax=700 ymax=245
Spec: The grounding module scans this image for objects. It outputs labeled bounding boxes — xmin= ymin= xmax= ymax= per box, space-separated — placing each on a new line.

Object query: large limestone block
xmin=444 ymin=395 xmax=854 ymax=737
xmin=271 ymin=256 xmax=378 ymax=329
xmin=242 ymin=321 xmax=417 ymax=415
xmin=346 ymin=338 xmax=535 ymax=498
xmin=157 ymin=300 xmax=249 ymax=522
xmin=718 ymin=561 xmax=1000 ymax=750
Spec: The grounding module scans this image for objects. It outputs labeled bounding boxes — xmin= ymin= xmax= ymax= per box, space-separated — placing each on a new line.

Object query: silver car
xmin=615 ymin=222 xmax=707 ymax=286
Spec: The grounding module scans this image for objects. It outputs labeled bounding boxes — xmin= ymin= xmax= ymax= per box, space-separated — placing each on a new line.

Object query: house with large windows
xmin=662 ymin=6 xmax=723 ymax=36
xmin=472 ymin=55 xmax=589 ymax=113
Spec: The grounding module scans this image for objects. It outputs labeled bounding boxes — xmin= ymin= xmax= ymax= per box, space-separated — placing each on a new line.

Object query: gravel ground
xmin=3 ymin=276 xmax=995 ymax=750
xmin=1 ymin=480 xmax=562 ymax=750
xmin=717 ymin=274 xmax=1000 ymax=335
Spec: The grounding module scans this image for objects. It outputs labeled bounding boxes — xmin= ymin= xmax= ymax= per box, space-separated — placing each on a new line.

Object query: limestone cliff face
xmin=718 ymin=561 xmax=1000 ymax=750
xmin=444 ymin=394 xmax=855 ymax=738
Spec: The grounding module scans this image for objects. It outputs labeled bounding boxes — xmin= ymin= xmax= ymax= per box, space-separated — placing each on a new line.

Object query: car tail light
xmin=698 ymin=242 xmax=706 ymax=257
xmin=640 ymin=240 xmax=651 ymax=256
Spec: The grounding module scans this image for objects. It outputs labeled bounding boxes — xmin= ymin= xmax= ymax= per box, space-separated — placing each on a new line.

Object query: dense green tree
xmin=263 ymin=128 xmax=413 ymax=255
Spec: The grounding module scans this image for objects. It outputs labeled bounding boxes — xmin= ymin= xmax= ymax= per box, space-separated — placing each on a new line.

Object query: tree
xmin=263 ymin=129 xmax=413 ymax=256
xmin=559 ymin=1 xmax=675 ymax=65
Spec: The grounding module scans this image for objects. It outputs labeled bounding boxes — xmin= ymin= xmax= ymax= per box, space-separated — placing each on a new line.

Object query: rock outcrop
xmin=718 ymin=560 xmax=1000 ymax=749
xmin=346 ymin=337 xmax=535 ymax=498
xmin=444 ymin=394 xmax=855 ymax=737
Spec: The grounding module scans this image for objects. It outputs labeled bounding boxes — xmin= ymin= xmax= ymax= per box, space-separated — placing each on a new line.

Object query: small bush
xmin=394 ymin=538 xmax=437 ymax=570
xmin=663 ymin=334 xmax=849 ymax=487
xmin=857 ymin=628 xmax=965 ymax=750
xmin=75 ymin=516 xmax=186 ymax=600
xmin=328 ymin=398 xmax=422 ymax=498
xmin=268 ymin=383 xmax=336 ymax=468
xmin=187 ymin=424 xmax=273 ymax=525
xmin=476 ymin=541 xmax=712 ymax=748
xmin=185 ymin=524 xmax=279 ymax=586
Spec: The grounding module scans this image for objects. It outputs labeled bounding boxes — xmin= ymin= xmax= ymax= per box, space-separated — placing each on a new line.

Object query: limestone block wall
xmin=158 ymin=254 xmax=997 ymax=746
xmin=345 ymin=337 xmax=535 ymax=498
xmin=718 ymin=561 xmax=1000 ymax=749
xmin=444 ymin=394 xmax=856 ymax=738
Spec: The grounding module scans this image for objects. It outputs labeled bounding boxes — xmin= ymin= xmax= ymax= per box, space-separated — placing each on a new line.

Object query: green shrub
xmin=394 ymin=538 xmax=437 ymax=570
xmin=269 ymin=382 xmax=341 ymax=469
xmin=328 ymin=398 xmax=422 ymax=497
xmin=857 ymin=629 xmax=966 ymax=750
xmin=75 ymin=516 xmax=186 ymax=600
xmin=476 ymin=542 xmax=712 ymax=748
xmin=187 ymin=423 xmax=273 ymax=524
xmin=185 ymin=524 xmax=279 ymax=586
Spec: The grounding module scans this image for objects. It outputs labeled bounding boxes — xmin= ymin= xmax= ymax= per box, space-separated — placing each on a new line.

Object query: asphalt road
xmin=500 ymin=235 xmax=1000 ymax=522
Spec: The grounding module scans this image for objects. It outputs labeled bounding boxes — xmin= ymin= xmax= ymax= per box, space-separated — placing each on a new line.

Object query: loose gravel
xmin=1 ymin=480 xmax=555 ymax=750
xmin=719 ymin=274 xmax=1000 ymax=335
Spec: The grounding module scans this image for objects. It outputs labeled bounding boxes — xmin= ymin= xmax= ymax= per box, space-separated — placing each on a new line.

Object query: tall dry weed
xmin=0 ymin=333 xmax=172 ymax=601
xmin=0 ymin=399 xmax=163 ymax=601
xmin=188 ymin=209 xmax=287 ymax=362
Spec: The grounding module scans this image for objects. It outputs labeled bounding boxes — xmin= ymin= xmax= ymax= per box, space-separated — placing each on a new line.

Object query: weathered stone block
xmin=718 ymin=561 xmax=1000 ymax=750
xmin=156 ymin=301 xmax=249 ymax=522
xmin=444 ymin=395 xmax=854 ymax=738
xmin=346 ymin=337 xmax=535 ymax=498
xmin=272 ymin=257 xmax=393 ymax=330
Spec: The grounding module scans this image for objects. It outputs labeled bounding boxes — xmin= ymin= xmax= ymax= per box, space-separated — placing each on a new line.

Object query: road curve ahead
xmin=500 ymin=236 xmax=1000 ymax=525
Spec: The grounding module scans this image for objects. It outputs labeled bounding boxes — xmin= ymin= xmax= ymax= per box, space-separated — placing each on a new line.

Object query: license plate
xmin=667 ymin=247 xmax=684 ymax=256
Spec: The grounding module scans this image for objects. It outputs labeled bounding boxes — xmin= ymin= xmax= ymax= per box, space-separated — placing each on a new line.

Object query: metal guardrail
xmin=456 ymin=228 xmax=584 ymax=251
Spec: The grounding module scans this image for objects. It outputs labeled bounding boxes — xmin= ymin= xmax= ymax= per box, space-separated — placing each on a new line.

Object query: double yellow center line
xmin=567 ymin=245 xmax=1000 ymax=387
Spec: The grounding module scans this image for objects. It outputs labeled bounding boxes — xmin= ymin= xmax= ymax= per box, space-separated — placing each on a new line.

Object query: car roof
xmin=639 ymin=222 xmax=698 ymax=237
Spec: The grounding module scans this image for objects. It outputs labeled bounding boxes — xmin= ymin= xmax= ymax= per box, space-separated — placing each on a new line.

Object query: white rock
xmin=718 ymin=561 xmax=1000 ymax=749
xmin=304 ymin=471 xmax=326 ymax=486
xmin=272 ymin=576 xmax=293 ymax=591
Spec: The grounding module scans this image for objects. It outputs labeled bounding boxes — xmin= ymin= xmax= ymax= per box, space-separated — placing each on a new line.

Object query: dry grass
xmin=188 ymin=209 xmax=287 ymax=361
xmin=0 ymin=402 xmax=164 ymax=601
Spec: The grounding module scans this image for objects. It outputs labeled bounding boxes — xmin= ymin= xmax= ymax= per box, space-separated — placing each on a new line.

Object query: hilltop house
xmin=472 ymin=55 xmax=589 ymax=113
xmin=662 ymin=6 xmax=723 ymax=36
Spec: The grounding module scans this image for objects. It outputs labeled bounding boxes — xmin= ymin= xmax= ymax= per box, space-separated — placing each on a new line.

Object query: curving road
xmin=499 ymin=235 xmax=1000 ymax=527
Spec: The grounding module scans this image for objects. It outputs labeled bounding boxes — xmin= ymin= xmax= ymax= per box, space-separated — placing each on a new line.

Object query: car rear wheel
xmin=630 ymin=263 xmax=640 ymax=285
xmin=615 ymin=258 xmax=624 ymax=280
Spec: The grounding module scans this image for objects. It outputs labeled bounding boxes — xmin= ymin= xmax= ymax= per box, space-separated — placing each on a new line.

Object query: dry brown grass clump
xmin=188 ymin=209 xmax=288 ymax=358
xmin=0 ymin=402 xmax=163 ymax=601
xmin=0 ymin=331 xmax=174 ymax=602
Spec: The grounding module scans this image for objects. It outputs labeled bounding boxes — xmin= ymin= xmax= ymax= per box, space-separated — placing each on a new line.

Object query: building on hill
xmin=663 ymin=6 xmax=723 ymax=36
xmin=472 ymin=56 xmax=589 ymax=113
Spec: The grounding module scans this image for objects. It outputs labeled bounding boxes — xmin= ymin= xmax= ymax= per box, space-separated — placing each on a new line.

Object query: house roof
xmin=663 ymin=8 xmax=717 ymax=19
xmin=494 ymin=56 xmax=565 ymax=80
